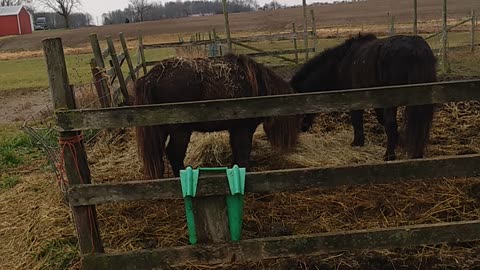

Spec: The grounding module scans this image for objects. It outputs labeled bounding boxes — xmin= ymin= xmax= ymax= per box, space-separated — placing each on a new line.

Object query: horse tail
xmin=404 ymin=48 xmax=437 ymax=159
xmin=134 ymin=75 xmax=167 ymax=179
xmin=236 ymin=54 xmax=301 ymax=151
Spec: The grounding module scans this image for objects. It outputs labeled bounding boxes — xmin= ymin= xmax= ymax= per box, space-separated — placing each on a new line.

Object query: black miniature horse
xmin=135 ymin=53 xmax=301 ymax=179
xmin=290 ymin=33 xmax=437 ymax=160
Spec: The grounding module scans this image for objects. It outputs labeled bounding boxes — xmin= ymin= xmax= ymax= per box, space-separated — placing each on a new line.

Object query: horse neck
xmin=290 ymin=44 xmax=351 ymax=93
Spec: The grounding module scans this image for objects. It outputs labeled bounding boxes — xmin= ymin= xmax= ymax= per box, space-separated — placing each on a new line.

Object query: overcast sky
xmin=72 ymin=0 xmax=336 ymax=25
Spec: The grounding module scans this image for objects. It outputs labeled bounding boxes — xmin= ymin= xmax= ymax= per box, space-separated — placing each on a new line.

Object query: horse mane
xmin=223 ymin=53 xmax=295 ymax=96
xmin=222 ymin=53 xmax=300 ymax=150
xmin=290 ymin=33 xmax=377 ymax=91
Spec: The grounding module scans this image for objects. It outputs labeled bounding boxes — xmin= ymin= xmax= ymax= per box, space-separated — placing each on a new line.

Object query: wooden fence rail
xmin=69 ymin=153 xmax=480 ymax=206
xmin=83 ymin=220 xmax=480 ymax=269
xmin=55 ymin=79 xmax=480 ymax=131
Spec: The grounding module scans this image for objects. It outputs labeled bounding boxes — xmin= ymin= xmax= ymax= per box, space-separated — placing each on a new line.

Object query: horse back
xmin=350 ymin=35 xmax=436 ymax=88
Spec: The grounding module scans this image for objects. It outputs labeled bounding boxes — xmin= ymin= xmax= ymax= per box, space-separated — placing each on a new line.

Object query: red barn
xmin=0 ymin=6 xmax=33 ymax=37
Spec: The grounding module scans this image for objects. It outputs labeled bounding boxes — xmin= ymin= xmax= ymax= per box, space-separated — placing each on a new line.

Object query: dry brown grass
xmin=1 ymin=0 xmax=479 ymax=53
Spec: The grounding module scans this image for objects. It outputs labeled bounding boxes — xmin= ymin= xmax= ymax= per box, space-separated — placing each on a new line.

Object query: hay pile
xmin=4 ymin=67 xmax=480 ymax=269
xmin=80 ymin=96 xmax=480 ymax=269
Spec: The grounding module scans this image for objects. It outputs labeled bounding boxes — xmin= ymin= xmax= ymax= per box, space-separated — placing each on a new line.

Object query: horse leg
xmin=350 ymin=109 xmax=365 ymax=147
xmin=166 ymin=129 xmax=192 ymax=177
xmin=229 ymin=127 xmax=256 ymax=170
xmin=374 ymin=108 xmax=384 ymax=125
xmin=383 ymin=107 xmax=399 ymax=161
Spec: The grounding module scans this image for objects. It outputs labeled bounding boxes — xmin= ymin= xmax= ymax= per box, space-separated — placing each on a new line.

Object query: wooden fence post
xmin=106 ymin=36 xmax=129 ymax=105
xmin=43 ymin=37 xmax=104 ymax=255
xmin=90 ymin=59 xmax=111 ymax=108
xmin=442 ymin=0 xmax=450 ymax=72
xmin=292 ymin=22 xmax=299 ymax=64
xmin=310 ymin=9 xmax=317 ymax=54
xmin=471 ymin=9 xmax=476 ymax=53
xmin=302 ymin=0 xmax=309 ymax=60
xmin=192 ymin=195 xmax=231 ymax=244
xmin=389 ymin=15 xmax=395 ymax=36
xmin=89 ymin=34 xmax=112 ymax=108
xmin=138 ymin=34 xmax=148 ymax=75
xmin=222 ymin=0 xmax=232 ymax=52
xmin=413 ymin=0 xmax=418 ymax=35
xmin=119 ymin=32 xmax=137 ymax=82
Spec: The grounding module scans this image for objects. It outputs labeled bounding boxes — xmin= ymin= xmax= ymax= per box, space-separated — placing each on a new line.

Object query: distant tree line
xmin=103 ymin=0 xmax=258 ymax=25
xmin=33 ymin=12 xmax=93 ymax=29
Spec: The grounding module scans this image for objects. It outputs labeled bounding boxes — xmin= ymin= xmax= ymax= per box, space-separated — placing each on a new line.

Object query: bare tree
xmin=1 ymin=0 xmax=32 ymax=6
xmin=37 ymin=0 xmax=80 ymax=28
xmin=129 ymin=0 xmax=149 ymax=22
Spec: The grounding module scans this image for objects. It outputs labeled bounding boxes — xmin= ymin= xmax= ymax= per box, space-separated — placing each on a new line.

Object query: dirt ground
xmin=0 ymin=88 xmax=50 ymax=124
xmin=0 ymin=0 xmax=479 ymax=52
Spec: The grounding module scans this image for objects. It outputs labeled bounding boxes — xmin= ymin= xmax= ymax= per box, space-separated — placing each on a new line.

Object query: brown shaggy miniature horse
xmin=135 ymin=53 xmax=301 ymax=179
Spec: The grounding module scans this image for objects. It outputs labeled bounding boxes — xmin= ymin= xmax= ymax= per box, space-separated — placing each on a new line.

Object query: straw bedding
xmin=2 ymin=70 xmax=480 ymax=269
xmin=84 ymin=96 xmax=480 ymax=269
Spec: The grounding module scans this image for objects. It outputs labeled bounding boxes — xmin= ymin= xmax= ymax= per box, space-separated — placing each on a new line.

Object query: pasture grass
xmin=0 ymin=175 xmax=20 ymax=190
xmin=0 ymin=126 xmax=32 ymax=167
xmin=0 ymin=31 xmax=475 ymax=91
xmin=34 ymin=236 xmax=78 ymax=270
xmin=0 ymin=47 xmax=175 ymax=91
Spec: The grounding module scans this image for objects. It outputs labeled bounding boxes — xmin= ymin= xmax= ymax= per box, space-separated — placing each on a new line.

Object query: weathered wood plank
xmin=413 ymin=0 xmax=418 ymax=35
xmin=56 ymin=79 xmax=480 ymax=131
xmin=222 ymin=0 xmax=232 ymax=52
xmin=89 ymin=34 xmax=106 ymax=69
xmin=68 ymin=154 xmax=480 ymax=206
xmin=292 ymin=22 xmax=299 ymax=63
xmin=90 ymin=59 xmax=111 ymax=108
xmin=425 ymin=17 xmax=471 ymax=40
xmin=119 ymin=32 xmax=137 ymax=82
xmin=310 ymin=9 xmax=317 ymax=53
xmin=138 ymin=34 xmax=148 ymax=75
xmin=220 ymin=48 xmax=314 ymax=58
xmin=193 ymin=196 xmax=231 ymax=243
xmin=43 ymin=38 xmax=104 ymax=254
xmin=302 ymin=0 xmax=309 ymax=60
xmin=471 ymin=9 xmax=476 ymax=53
xmin=207 ymin=48 xmax=314 ymax=59
xmin=82 ymin=220 xmax=480 ymax=269
xmin=106 ymin=36 xmax=129 ymax=105
xmin=143 ymin=39 xmax=215 ymax=49
xmin=102 ymin=48 xmax=110 ymax=59
xmin=232 ymin=40 xmax=296 ymax=63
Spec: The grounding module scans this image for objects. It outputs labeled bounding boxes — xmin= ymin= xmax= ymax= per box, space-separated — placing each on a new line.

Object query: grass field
xmin=0 ymin=30 xmax=476 ymax=91
xmin=0 ymin=0 xmax=479 ymax=52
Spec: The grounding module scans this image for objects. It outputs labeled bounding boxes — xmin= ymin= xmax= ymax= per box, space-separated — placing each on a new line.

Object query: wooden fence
xmin=89 ymin=33 xmax=147 ymax=107
xmin=44 ymin=37 xmax=480 ymax=269
xmin=86 ymin=26 xmax=315 ymax=109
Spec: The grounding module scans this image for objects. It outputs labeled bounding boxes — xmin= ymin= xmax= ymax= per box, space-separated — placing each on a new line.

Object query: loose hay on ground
xmin=7 ymin=66 xmax=480 ymax=268
xmin=77 ymin=98 xmax=480 ymax=269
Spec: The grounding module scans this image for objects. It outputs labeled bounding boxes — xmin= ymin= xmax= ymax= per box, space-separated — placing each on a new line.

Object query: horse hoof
xmin=351 ymin=141 xmax=365 ymax=147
